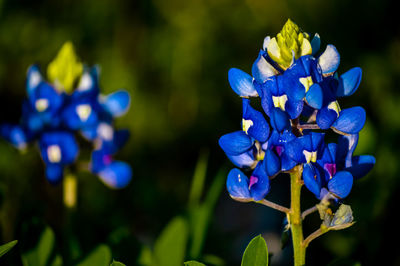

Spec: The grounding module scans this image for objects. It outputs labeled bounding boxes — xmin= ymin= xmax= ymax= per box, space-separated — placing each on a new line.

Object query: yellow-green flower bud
xmin=47 ymin=41 xmax=83 ymax=93
xmin=267 ymin=19 xmax=312 ymax=70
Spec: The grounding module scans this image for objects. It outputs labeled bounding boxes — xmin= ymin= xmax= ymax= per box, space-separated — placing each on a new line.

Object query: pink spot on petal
xmin=274 ymin=146 xmax=283 ymax=156
xmin=324 ymin=163 xmax=336 ymax=178
xmin=103 ymin=155 xmax=113 ymax=165
xmin=249 ymin=176 xmax=259 ymax=189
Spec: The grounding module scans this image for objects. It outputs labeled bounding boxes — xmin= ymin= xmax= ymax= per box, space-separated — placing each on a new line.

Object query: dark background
xmin=0 ymin=0 xmax=398 ymax=265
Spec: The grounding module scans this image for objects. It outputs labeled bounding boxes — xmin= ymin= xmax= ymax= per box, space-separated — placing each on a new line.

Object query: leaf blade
xmin=241 ymin=235 xmax=268 ymax=266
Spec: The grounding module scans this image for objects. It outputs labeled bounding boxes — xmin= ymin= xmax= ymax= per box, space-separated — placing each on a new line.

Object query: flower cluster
xmin=0 ymin=42 xmax=132 ymax=188
xmin=219 ymin=20 xmax=375 ymax=202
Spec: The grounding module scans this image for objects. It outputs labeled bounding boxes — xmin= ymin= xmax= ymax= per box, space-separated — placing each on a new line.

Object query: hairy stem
xmin=303 ymin=228 xmax=325 ymax=248
xmin=301 ymin=205 xmax=318 ymax=220
xmin=257 ymin=199 xmax=290 ymax=214
xmin=289 ymin=165 xmax=306 ymax=266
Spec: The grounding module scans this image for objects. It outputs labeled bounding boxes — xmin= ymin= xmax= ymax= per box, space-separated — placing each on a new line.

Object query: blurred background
xmin=0 ymin=0 xmax=398 ymax=265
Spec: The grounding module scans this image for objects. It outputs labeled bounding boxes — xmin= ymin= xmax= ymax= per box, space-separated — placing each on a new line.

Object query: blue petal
xmin=284 ymin=138 xmax=305 ymax=163
xmin=328 ymin=171 xmax=353 ymax=198
xmin=100 ymin=128 xmax=130 ymax=154
xmin=102 ymin=90 xmax=131 ymax=117
xmin=242 ymin=98 xmax=270 ymax=142
xmin=226 ymin=168 xmax=251 ymax=201
xmin=254 ymin=82 xmax=274 ymax=117
xmin=346 ymin=155 xmax=375 ymax=180
xmin=73 ymin=67 xmax=100 ymax=99
xmin=311 ymin=33 xmax=321 ymax=55
xmin=285 ymin=132 xmax=324 ymax=163
xmin=227 ymin=151 xmax=256 ymax=168
xmin=264 ymin=149 xmax=280 ymax=176
xmin=39 ymin=132 xmax=79 ymax=164
xmin=249 ymin=161 xmax=270 ymax=201
xmin=252 ymin=50 xmax=279 ymax=83
xmin=228 ymin=68 xmax=258 ymax=97
xmin=26 ymin=65 xmax=43 ymax=96
xmin=91 ymin=149 xmax=110 ymax=173
xmin=280 ymin=153 xmax=297 ymax=172
xmin=336 ymin=67 xmax=362 ymax=97
xmin=305 ymin=83 xmax=323 ymax=109
xmin=98 ymin=161 xmax=132 ymax=189
xmin=270 ymin=108 xmax=290 ymax=132
xmin=337 ymin=134 xmax=359 ymax=168
xmin=62 ymin=100 xmax=99 ymax=130
xmin=219 ymin=131 xmax=254 ymax=156
xmin=285 ymin=97 xmax=304 ymax=119
xmin=45 ymin=164 xmax=64 ymax=185
xmin=303 ymin=163 xmax=322 ymax=197
xmin=316 ymin=106 xmax=339 ymax=130
xmin=318 ymin=45 xmax=340 ymax=75
xmin=0 ymin=124 xmax=28 ymax=149
xmin=332 ymin=107 xmax=366 ymax=134
xmin=30 ymin=82 xmax=64 ymax=114
xmin=319 ymin=143 xmax=337 ymax=165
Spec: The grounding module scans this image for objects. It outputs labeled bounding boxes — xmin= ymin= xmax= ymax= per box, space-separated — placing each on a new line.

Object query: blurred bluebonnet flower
xmin=219 ymin=19 xmax=375 ymax=202
xmin=0 ymin=42 xmax=132 ymax=188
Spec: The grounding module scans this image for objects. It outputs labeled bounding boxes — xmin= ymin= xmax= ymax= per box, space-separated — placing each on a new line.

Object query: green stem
xmin=63 ymin=174 xmax=77 ymax=209
xmin=289 ymin=165 xmax=306 ymax=266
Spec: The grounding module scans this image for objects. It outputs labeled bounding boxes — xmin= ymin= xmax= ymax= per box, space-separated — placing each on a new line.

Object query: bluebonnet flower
xmin=219 ymin=19 xmax=375 ymax=203
xmin=0 ymin=42 xmax=132 ymax=188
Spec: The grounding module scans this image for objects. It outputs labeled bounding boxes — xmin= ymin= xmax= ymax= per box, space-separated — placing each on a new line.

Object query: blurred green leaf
xmin=0 ymin=240 xmax=18 ymax=258
xmin=188 ymin=150 xmax=209 ymax=208
xmin=202 ymin=254 xmax=225 ymax=266
xmin=138 ymin=246 xmax=153 ymax=266
xmin=51 ymin=254 xmax=63 ymax=266
xmin=77 ymin=244 xmax=112 ymax=266
xmin=22 ymin=227 xmax=55 ymax=266
xmin=184 ymin=261 xmax=206 ymax=266
xmin=154 ymin=216 xmax=188 ymax=266
xmin=189 ymin=167 xmax=225 ymax=258
xmin=241 ymin=235 xmax=268 ymax=266
xmin=110 ymin=260 xmax=126 ymax=266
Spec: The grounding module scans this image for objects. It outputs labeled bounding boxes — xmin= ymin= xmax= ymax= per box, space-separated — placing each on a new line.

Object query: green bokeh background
xmin=0 ymin=0 xmax=398 ymax=265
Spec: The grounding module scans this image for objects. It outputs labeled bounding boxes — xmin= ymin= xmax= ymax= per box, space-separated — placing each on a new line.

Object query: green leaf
xmin=50 ymin=254 xmax=63 ymax=266
xmin=138 ymin=245 xmax=153 ymax=266
xmin=0 ymin=240 xmax=18 ymax=258
xmin=184 ymin=261 xmax=206 ymax=266
xmin=241 ymin=235 xmax=268 ymax=266
xmin=47 ymin=41 xmax=83 ymax=93
xmin=110 ymin=260 xmax=126 ymax=266
xmin=22 ymin=227 xmax=55 ymax=266
xmin=77 ymin=244 xmax=112 ymax=266
xmin=189 ymin=167 xmax=225 ymax=258
xmin=188 ymin=150 xmax=209 ymax=208
xmin=154 ymin=216 xmax=188 ymax=266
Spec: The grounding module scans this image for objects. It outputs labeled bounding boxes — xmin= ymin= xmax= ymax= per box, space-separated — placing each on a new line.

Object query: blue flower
xmin=1 ymin=56 xmax=132 ymax=189
xmin=226 ymin=165 xmax=270 ymax=202
xmin=219 ymin=19 xmax=374 ymax=203
xmin=39 ymin=131 xmax=79 ymax=184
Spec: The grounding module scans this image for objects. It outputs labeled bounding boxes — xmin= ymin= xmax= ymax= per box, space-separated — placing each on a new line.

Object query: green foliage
xmin=77 ymin=244 xmax=112 ymax=266
xmin=22 ymin=227 xmax=56 ymax=266
xmin=0 ymin=240 xmax=18 ymax=258
xmin=188 ymin=155 xmax=225 ymax=259
xmin=110 ymin=259 xmax=126 ymax=266
xmin=153 ymin=217 xmax=189 ymax=266
xmin=138 ymin=217 xmax=188 ymax=266
xmin=184 ymin=261 xmax=206 ymax=266
xmin=241 ymin=235 xmax=268 ymax=266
